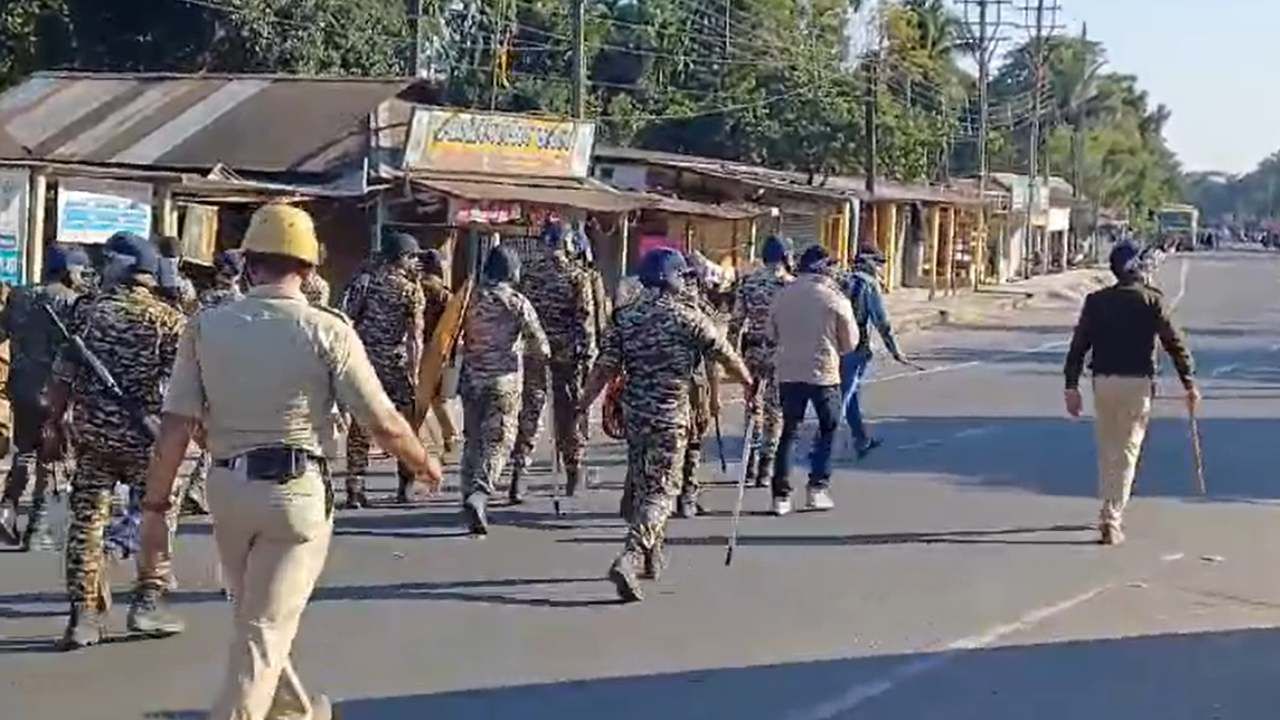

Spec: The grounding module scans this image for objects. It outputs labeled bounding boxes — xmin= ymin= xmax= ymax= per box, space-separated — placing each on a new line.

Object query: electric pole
xmin=1021 ymin=0 xmax=1061 ymax=277
xmin=960 ymin=0 xmax=1010 ymax=281
xmin=571 ymin=0 xmax=586 ymax=119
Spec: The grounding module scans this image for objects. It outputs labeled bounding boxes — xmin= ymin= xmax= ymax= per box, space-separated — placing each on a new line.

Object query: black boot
xmin=609 ymin=554 xmax=644 ymax=602
xmin=508 ymin=467 xmax=525 ymax=505
xmin=463 ymin=492 xmax=489 ymax=536
xmin=127 ymin=590 xmax=185 ymax=638
xmin=565 ymin=464 xmax=582 ymax=498
xmin=395 ymin=475 xmax=410 ymax=505
xmin=58 ymin=603 xmax=105 ymax=651
xmin=754 ymin=454 xmax=773 ymax=489
xmin=342 ymin=477 xmax=369 ymax=509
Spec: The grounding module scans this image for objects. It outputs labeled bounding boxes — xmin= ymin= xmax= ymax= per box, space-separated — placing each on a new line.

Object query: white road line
xmin=1210 ymin=363 xmax=1240 ymax=378
xmin=786 ymin=584 xmax=1112 ymax=720
xmin=867 ymin=339 xmax=1068 ymax=386
xmin=1171 ymin=257 xmax=1191 ymax=308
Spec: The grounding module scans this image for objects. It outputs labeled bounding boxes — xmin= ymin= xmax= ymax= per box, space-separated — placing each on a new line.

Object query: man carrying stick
xmin=1064 ymin=241 xmax=1199 ymax=546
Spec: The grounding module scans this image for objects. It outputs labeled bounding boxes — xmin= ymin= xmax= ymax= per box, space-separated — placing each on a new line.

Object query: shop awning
xmin=407 ymin=172 xmax=648 ymax=213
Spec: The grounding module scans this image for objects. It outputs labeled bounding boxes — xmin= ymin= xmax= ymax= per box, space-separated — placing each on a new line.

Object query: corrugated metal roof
xmin=408 ymin=172 xmax=648 ymax=212
xmin=595 ymin=145 xmax=984 ymax=205
xmin=0 ymin=72 xmax=412 ymax=175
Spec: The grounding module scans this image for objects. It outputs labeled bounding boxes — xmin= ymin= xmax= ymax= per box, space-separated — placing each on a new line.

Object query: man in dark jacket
xmin=1064 ymin=241 xmax=1198 ymax=545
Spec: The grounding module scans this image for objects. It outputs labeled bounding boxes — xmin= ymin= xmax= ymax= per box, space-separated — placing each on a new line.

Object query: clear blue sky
xmin=975 ymin=0 xmax=1274 ymax=175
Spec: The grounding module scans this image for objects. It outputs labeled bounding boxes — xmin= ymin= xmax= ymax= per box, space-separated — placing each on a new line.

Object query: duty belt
xmin=214 ymin=446 xmax=326 ymax=482
xmin=741 ymin=334 xmax=775 ymax=350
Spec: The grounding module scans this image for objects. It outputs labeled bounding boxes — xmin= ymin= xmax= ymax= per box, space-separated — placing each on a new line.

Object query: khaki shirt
xmin=769 ymin=274 xmax=858 ymax=386
xmin=163 ymin=284 xmax=394 ymax=460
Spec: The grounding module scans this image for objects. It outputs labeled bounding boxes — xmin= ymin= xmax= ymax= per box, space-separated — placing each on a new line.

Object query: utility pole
xmin=1020 ymin=0 xmax=1060 ymax=277
xmin=571 ymin=0 xmax=586 ymax=119
xmin=960 ymin=0 xmax=1010 ymax=281
xmin=864 ymin=57 xmax=878 ymax=197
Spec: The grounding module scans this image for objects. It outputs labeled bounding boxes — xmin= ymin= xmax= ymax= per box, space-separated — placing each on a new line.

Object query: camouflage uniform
xmin=301 ymin=272 xmax=331 ymax=306
xmin=595 ymin=288 xmax=740 ymax=577
xmin=675 ymin=281 xmax=722 ymax=512
xmin=729 ymin=264 xmax=793 ymax=486
xmin=0 ymin=280 xmax=82 ymax=546
xmin=459 ymin=282 xmax=548 ymax=499
xmin=510 ymin=247 xmax=597 ymax=486
xmin=180 ymin=281 xmax=245 ymax=514
xmin=346 ymin=260 xmax=425 ymax=501
xmin=53 ymin=282 xmax=184 ymax=612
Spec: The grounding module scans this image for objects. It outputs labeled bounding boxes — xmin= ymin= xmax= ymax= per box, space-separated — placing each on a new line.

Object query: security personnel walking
xmin=43 ymin=232 xmax=186 ymax=649
xmin=139 ymin=204 xmax=442 ymax=720
xmin=1064 ymin=240 xmax=1198 ymax=545
xmin=0 ymin=244 xmax=89 ymax=549
xmin=583 ymin=248 xmax=750 ymax=602
xmin=179 ymin=249 xmax=247 ymax=516
xmin=675 ymin=262 xmax=723 ymax=518
xmin=458 ymin=246 xmax=548 ymax=534
xmin=418 ymin=248 xmax=458 ymax=453
xmin=728 ymin=235 xmax=794 ymax=488
xmin=509 ymin=222 xmax=597 ymax=503
xmin=343 ymin=232 xmax=426 ymax=507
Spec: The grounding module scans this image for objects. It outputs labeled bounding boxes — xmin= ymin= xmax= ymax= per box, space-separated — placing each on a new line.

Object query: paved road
xmin=5 ymin=249 xmax=1280 ymax=719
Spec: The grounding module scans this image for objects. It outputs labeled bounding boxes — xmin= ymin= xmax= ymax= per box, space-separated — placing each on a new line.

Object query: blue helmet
xmin=483 ymin=245 xmax=520 ymax=285
xmin=638 ymin=248 xmax=687 ymax=291
xmin=381 ymin=231 xmax=419 ymax=259
xmin=540 ymin=220 xmax=566 ymax=249
xmin=104 ymin=231 xmax=159 ymax=275
xmin=797 ymin=244 xmax=832 ymax=274
xmin=1109 ymin=240 xmax=1142 ymax=281
xmin=45 ymin=244 xmax=89 ymax=277
xmin=761 ymin=235 xmax=793 ymax=265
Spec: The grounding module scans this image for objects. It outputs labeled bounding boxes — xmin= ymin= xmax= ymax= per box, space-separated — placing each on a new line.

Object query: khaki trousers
xmin=1092 ymin=376 xmax=1153 ymax=528
xmin=206 ymin=465 xmax=333 ymax=720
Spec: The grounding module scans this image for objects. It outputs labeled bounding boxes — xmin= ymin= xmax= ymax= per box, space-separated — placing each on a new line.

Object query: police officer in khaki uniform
xmin=139 ymin=204 xmax=442 ymax=720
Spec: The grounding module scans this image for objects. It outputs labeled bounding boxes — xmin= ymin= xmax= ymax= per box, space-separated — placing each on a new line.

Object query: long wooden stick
xmin=1189 ymin=409 xmax=1206 ymax=495
xmin=725 ymin=416 xmax=756 ymax=567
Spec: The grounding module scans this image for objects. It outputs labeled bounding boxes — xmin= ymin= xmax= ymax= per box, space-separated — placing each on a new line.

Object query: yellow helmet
xmin=241 ymin=204 xmax=320 ymax=265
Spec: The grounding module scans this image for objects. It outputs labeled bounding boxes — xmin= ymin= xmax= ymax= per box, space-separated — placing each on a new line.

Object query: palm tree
xmin=1049 ymin=29 xmax=1108 ymax=201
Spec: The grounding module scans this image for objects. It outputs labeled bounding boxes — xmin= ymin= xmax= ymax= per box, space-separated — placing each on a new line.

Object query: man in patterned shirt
xmin=0 ymin=245 xmax=89 ymax=550
xmin=583 ymin=248 xmax=750 ymax=602
xmin=508 ymin=221 xmax=597 ymax=504
xmin=728 ymin=235 xmax=794 ymax=488
xmin=44 ymin=232 xmax=186 ymax=649
xmin=344 ymin=233 xmax=425 ymax=508
xmin=459 ymin=246 xmax=548 ymax=535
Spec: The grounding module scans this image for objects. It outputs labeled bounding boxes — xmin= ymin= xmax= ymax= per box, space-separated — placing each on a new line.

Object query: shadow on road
xmin=560 ymin=524 xmax=1098 ymax=549
xmin=238 ymin=626 xmax=1280 ymax=720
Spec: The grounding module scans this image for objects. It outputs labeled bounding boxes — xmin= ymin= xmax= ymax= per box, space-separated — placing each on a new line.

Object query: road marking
xmin=786 ymin=584 xmax=1112 ymax=720
xmin=1210 ymin=363 xmax=1240 ymax=378
xmin=868 ymin=339 xmax=1068 ymax=386
xmin=1171 ymin=258 xmax=1191 ymax=308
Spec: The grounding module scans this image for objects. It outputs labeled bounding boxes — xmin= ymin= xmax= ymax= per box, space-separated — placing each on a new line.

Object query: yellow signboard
xmin=403 ymin=108 xmax=596 ymax=179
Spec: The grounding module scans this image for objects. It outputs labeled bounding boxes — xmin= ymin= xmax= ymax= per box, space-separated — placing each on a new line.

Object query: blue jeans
xmin=840 ymin=350 xmax=872 ymax=445
xmin=772 ymin=383 xmax=842 ymax=498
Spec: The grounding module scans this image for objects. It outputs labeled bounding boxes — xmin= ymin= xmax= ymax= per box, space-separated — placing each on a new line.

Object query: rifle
xmin=42 ymin=304 xmax=160 ymax=442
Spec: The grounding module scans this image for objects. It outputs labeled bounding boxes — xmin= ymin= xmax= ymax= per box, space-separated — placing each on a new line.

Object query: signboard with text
xmin=403 ymin=108 xmax=595 ymax=179
xmin=0 ymin=168 xmax=29 ymax=285
xmin=56 ymin=177 xmax=152 ymax=245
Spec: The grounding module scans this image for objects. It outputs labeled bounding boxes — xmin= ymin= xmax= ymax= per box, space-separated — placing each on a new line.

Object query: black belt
xmin=741 ymin=335 xmax=775 ymax=350
xmin=214 ymin=446 xmax=326 ymax=482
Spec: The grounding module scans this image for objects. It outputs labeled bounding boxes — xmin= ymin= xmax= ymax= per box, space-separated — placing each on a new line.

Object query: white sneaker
xmin=806 ymin=488 xmax=835 ymax=511
xmin=772 ymin=497 xmax=792 ymax=516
